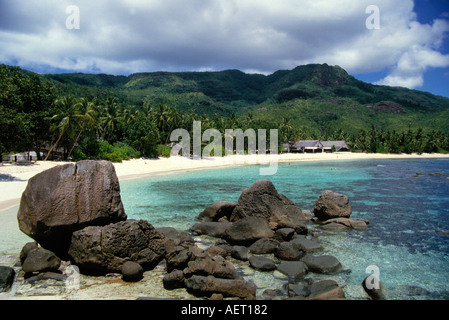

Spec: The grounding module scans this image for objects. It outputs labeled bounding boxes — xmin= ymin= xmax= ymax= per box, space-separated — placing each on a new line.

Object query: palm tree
xmin=66 ymin=97 xmax=98 ymax=159
xmin=44 ymin=96 xmax=79 ymax=160
xmin=101 ymin=97 xmax=124 ymax=142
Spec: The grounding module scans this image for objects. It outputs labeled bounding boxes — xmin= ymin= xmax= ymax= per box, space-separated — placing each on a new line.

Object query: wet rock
xmin=249 ymin=256 xmax=276 ymax=271
xmin=230 ymin=180 xmax=307 ymax=231
xmin=274 ymin=228 xmax=295 ymax=241
xmin=290 ymin=236 xmax=324 ymax=253
xmin=197 ymin=201 xmax=236 ymax=222
xmin=231 ymin=246 xmax=249 ymax=261
xmin=249 ymin=238 xmax=280 ymax=254
xmin=18 ymin=160 xmax=127 ymax=257
xmin=276 ymin=261 xmax=308 ymax=281
xmin=275 ymin=241 xmax=306 ymax=261
xmin=320 ymin=218 xmax=369 ymax=230
xmin=313 ymin=190 xmax=352 ymax=221
xmin=224 ymin=217 xmax=275 ymax=246
xmin=301 ymin=254 xmax=342 ymax=274
xmin=362 ymin=275 xmax=384 ymax=300
xmin=189 ymin=221 xmax=232 ymax=238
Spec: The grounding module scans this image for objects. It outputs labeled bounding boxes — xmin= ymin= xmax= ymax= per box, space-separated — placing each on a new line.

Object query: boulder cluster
xmin=0 ymin=160 xmax=381 ymax=300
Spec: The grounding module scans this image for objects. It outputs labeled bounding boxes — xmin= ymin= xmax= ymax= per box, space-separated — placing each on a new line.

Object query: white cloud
xmin=0 ymin=0 xmax=448 ymax=89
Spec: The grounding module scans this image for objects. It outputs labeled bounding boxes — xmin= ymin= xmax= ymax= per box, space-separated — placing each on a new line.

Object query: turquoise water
xmin=120 ymin=159 xmax=449 ymax=299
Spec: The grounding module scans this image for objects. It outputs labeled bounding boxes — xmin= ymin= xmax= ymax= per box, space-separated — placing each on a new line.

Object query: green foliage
xmin=1 ymin=63 xmax=449 ymax=161
xmin=156 ymin=144 xmax=171 ymax=158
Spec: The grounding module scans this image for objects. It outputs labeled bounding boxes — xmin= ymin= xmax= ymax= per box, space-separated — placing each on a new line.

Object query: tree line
xmin=1 ymin=65 xmax=448 ymax=162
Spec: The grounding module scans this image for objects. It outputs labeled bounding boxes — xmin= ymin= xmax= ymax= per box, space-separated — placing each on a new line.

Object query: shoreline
xmin=1 ymin=152 xmax=449 ymax=211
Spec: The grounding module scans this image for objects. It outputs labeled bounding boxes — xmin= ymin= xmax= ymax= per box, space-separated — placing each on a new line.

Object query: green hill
xmin=40 ymin=63 xmax=449 ymax=134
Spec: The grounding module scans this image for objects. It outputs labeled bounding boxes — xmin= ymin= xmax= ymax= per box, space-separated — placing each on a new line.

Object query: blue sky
xmin=1 ymin=0 xmax=448 ymax=97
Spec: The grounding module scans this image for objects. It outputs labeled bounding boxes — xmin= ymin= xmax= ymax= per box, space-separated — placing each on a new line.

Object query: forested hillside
xmin=1 ymin=63 xmax=448 ymax=161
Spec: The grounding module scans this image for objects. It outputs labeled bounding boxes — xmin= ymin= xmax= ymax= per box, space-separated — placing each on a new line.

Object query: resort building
xmin=283 ymin=140 xmax=350 ymax=153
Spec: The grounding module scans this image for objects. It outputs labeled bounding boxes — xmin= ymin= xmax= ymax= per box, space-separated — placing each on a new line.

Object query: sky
xmin=1 ymin=0 xmax=448 ymax=97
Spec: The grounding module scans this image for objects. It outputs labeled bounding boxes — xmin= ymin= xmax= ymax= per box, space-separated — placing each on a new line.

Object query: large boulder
xmin=230 ymin=180 xmax=307 ymax=231
xmin=224 ymin=217 xmax=275 ymax=245
xmin=18 ymin=160 xmax=127 ymax=257
xmin=68 ymin=219 xmax=165 ymax=274
xmin=313 ymin=190 xmax=352 ymax=221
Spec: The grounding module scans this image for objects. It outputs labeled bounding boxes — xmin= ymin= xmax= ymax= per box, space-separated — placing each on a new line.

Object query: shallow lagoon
xmin=120 ymin=159 xmax=449 ymax=299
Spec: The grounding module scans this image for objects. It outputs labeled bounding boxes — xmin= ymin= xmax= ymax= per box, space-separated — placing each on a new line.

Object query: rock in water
xmin=313 ymin=190 xmax=352 ymax=221
xmin=224 ymin=217 xmax=275 ymax=245
xmin=230 ymin=180 xmax=307 ymax=231
xmin=17 ymin=160 xmax=127 ymax=257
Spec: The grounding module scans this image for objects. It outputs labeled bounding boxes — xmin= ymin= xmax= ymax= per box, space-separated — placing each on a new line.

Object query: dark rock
xmin=19 ymin=241 xmax=38 ymax=265
xmin=156 ymin=227 xmax=194 ymax=246
xmin=165 ymin=247 xmax=192 ymax=272
xmin=313 ymin=190 xmax=352 ymax=221
xmin=224 ymin=217 xmax=275 ymax=246
xmin=206 ymin=246 xmax=228 ymax=258
xmin=68 ymin=219 xmax=166 ymax=274
xmin=163 ymin=270 xmax=185 ymax=290
xmin=290 ymin=236 xmax=324 ymax=253
xmin=275 ymin=241 xmax=306 ymax=261
xmin=301 ymin=255 xmax=342 ymax=274
xmin=231 ymin=246 xmax=249 ymax=261
xmin=18 ymin=160 xmax=127 ymax=257
xmin=121 ymin=261 xmax=143 ymax=282
xmin=185 ymin=275 xmax=256 ymax=299
xmin=189 ymin=221 xmax=232 ymax=238
xmin=309 ymin=279 xmax=345 ymax=300
xmin=0 ymin=266 xmax=15 ymax=293
xmin=197 ymin=201 xmax=236 ymax=222
xmin=230 ymin=180 xmax=307 ymax=231
xmin=362 ymin=275 xmax=384 ymax=300
xmin=249 ymin=238 xmax=280 ymax=254
xmin=249 ymin=256 xmax=276 ymax=271
xmin=214 ymin=239 xmax=232 ymax=256
xmin=274 ymin=228 xmax=295 ymax=241
xmin=320 ymin=218 xmax=368 ymax=230
xmin=22 ymin=247 xmax=61 ymax=273
xmin=183 ymin=256 xmax=235 ymax=279
xmin=276 ymin=261 xmax=308 ymax=281
xmin=288 ymin=283 xmax=311 ymax=298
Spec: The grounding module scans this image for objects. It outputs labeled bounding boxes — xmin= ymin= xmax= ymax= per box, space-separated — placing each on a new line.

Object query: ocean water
xmin=120 ymin=159 xmax=449 ymax=299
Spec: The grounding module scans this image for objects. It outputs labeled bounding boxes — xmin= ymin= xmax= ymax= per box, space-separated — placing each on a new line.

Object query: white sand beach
xmin=1 ymin=152 xmax=449 ymax=211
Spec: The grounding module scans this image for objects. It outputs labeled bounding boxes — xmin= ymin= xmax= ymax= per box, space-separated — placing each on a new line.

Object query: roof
xmin=293 ymin=140 xmax=323 ymax=149
xmin=321 ymin=141 xmax=349 ymax=148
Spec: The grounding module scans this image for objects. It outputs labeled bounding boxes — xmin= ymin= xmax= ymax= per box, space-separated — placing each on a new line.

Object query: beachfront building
xmin=292 ymin=140 xmax=324 ymax=153
xmin=283 ymin=140 xmax=350 ymax=153
xmin=321 ymin=141 xmax=351 ymax=152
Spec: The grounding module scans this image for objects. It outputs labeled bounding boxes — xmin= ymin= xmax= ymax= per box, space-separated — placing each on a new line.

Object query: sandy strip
xmin=1 ymin=152 xmax=449 ymax=211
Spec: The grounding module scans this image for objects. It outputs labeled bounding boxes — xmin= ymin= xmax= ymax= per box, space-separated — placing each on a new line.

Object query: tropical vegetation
xmin=1 ymin=63 xmax=448 ymax=162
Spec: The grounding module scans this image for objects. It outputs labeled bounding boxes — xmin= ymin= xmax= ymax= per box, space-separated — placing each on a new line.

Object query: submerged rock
xmin=197 ymin=201 xmax=236 ymax=222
